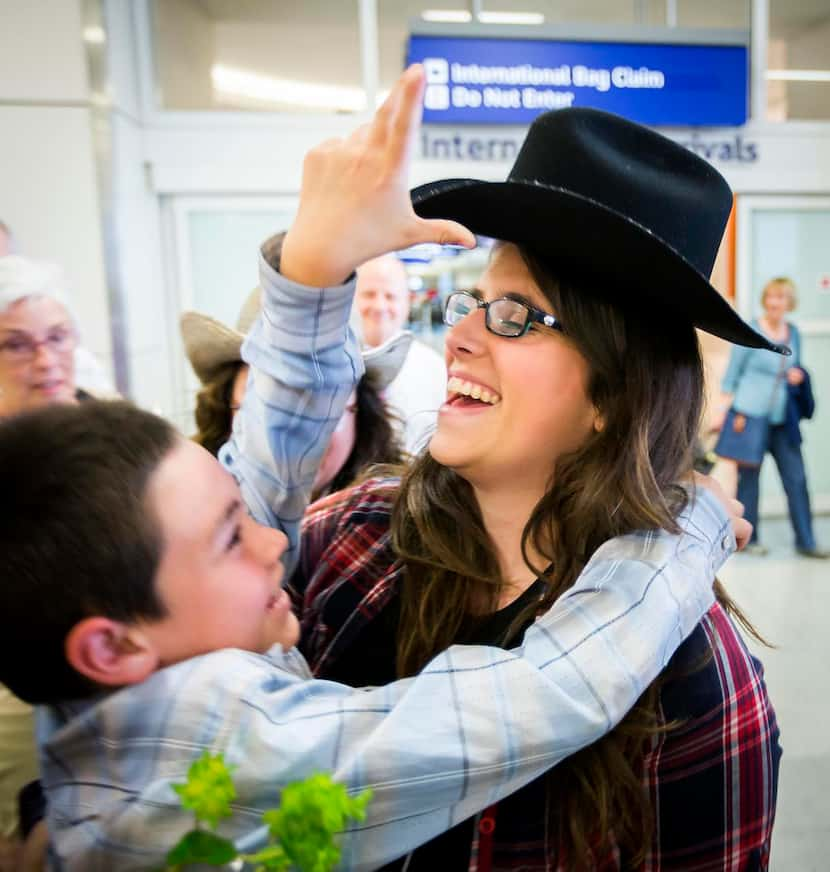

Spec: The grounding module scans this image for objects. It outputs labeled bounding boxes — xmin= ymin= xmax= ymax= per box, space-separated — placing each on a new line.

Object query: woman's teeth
xmin=447 ymin=376 xmax=500 ymax=405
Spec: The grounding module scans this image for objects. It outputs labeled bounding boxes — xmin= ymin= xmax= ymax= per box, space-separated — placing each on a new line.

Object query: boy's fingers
xmin=386 ymin=65 xmax=425 ymax=166
xmin=409 ymin=217 xmax=476 ymax=249
xmin=307 ymin=136 xmax=344 ymax=157
xmin=367 ymin=67 xmax=410 ymax=148
xmin=348 ymin=123 xmax=373 ymax=146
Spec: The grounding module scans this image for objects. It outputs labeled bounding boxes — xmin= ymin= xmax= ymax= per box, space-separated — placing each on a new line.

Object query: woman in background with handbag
xmin=714 ymin=276 xmax=827 ymax=558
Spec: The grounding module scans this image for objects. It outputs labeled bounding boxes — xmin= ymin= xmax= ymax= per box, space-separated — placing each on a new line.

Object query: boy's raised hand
xmin=281 ymin=64 xmax=476 ymax=287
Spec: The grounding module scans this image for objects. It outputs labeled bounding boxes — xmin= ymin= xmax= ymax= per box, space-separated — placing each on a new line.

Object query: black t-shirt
xmin=323 ymin=579 xmax=546 ymax=871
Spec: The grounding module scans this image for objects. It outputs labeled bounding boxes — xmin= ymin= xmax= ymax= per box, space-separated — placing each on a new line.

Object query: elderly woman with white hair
xmin=0 ymin=256 xmax=87 ymax=418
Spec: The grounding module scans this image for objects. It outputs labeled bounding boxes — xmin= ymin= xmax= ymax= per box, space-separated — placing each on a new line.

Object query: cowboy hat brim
xmin=412 ymin=179 xmax=789 ymax=355
xmin=363 ymin=330 xmax=414 ymax=392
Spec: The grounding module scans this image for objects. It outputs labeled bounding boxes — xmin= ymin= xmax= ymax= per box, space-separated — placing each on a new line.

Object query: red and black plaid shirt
xmin=292 ymin=480 xmax=781 ymax=871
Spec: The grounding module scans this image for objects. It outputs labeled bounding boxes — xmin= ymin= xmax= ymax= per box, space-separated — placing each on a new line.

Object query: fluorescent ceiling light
xmin=211 ymin=65 xmax=366 ymax=112
xmin=766 ymin=69 xmax=830 ymax=82
xmin=83 ymin=25 xmax=106 ymax=43
xmin=421 ymin=9 xmax=545 ymax=25
xmin=422 ymin=10 xmax=472 ymax=23
xmin=479 ymin=11 xmax=545 ymax=24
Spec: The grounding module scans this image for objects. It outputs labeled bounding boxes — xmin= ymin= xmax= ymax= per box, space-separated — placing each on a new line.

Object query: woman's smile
xmin=443 ymin=373 xmax=501 ymax=411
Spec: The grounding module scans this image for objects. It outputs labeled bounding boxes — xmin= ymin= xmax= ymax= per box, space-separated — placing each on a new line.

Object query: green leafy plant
xmin=164 ymin=753 xmax=372 ymax=872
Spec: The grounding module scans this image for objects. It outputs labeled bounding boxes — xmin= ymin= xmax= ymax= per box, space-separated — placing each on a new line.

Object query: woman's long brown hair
xmin=391 ymin=245 xmax=764 ymax=866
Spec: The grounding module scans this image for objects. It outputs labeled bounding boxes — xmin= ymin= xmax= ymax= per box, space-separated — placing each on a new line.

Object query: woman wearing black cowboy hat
xmin=277 ymin=69 xmax=781 ymax=869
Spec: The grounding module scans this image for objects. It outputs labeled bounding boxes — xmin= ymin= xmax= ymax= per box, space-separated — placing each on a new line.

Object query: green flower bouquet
xmin=162 ymin=752 xmax=372 ymax=872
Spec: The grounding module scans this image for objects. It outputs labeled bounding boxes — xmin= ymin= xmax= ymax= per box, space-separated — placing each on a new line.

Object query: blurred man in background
xmin=355 ymin=253 xmax=446 ymax=453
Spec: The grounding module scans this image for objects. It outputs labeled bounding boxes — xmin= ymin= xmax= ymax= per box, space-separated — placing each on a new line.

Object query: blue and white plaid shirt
xmin=37 ymin=245 xmax=734 ymax=871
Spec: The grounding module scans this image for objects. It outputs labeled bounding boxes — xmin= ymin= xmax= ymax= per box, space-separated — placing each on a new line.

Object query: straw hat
xmin=181 ymin=287 xmax=414 ymax=387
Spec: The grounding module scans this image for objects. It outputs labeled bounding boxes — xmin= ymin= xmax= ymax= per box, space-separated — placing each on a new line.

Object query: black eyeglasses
xmin=443 ymin=291 xmax=564 ymax=338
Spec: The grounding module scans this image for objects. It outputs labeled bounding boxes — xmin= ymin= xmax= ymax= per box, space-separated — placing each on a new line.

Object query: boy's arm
xmin=41 ymin=490 xmax=732 ymax=870
xmin=220 ymin=67 xmax=472 ymax=572
xmin=226 ymin=488 xmax=732 ymax=868
xmin=220 ymin=234 xmax=364 ymax=575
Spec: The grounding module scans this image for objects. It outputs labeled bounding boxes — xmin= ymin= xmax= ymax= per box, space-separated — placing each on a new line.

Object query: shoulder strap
xmin=767 ymin=337 xmax=790 ymax=414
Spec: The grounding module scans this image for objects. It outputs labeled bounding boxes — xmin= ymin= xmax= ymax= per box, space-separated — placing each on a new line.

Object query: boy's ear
xmin=65 ymin=618 xmax=159 ymax=688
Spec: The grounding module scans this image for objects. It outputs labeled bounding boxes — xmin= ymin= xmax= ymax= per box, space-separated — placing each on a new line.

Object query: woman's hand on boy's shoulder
xmin=691 ymin=471 xmax=752 ymax=551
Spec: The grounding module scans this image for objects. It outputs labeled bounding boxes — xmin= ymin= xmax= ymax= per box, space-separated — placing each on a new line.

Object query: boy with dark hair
xmin=1 ymin=402 xmax=175 ymax=705
xmin=0 ymin=68 xmax=744 ymax=870
xmin=0 ymin=397 xmax=736 ymax=870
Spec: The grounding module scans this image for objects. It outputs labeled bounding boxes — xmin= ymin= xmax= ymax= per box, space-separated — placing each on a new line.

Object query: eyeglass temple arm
xmin=529 ymin=309 xmax=562 ymax=331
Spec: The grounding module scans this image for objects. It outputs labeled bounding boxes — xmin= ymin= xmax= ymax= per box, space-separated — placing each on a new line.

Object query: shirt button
xmin=722 ymin=535 xmax=731 ymax=550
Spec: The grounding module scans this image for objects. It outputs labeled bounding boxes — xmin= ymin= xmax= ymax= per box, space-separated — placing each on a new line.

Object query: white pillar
xmin=751 ymin=0 xmax=769 ymax=121
xmin=358 ymin=0 xmax=379 ymax=109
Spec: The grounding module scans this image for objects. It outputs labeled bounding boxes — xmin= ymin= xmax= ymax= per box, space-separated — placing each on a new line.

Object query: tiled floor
xmin=719 ymin=516 xmax=830 ymax=871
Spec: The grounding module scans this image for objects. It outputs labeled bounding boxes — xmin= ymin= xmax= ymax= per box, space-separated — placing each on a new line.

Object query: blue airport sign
xmin=406 ymin=35 xmax=748 ymax=126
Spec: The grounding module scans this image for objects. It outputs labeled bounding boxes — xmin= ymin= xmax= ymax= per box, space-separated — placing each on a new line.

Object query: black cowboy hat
xmin=412 ymin=108 xmax=788 ymax=354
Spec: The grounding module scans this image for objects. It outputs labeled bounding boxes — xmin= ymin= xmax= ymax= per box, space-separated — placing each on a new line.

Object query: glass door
xmin=736 ymin=196 xmax=830 ymax=516
xmin=163 ymin=196 xmax=299 ymax=433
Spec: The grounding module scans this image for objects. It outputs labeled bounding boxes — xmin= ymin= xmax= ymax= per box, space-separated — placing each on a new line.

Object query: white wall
xmin=0 ymin=2 xmax=89 ymax=99
xmin=786 ymin=15 xmax=830 ymax=120
xmin=214 ymin=16 xmax=364 ymax=89
xmin=0 ymin=0 xmax=112 ymax=370
xmin=153 ymin=0 xmax=215 ymax=110
xmin=144 ymin=117 xmax=830 ymax=196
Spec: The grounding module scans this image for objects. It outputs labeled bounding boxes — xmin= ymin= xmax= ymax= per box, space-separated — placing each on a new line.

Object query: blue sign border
xmin=406 ymin=35 xmax=748 ymax=127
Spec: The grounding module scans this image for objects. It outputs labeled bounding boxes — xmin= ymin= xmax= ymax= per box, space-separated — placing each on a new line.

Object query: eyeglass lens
xmin=0 ymin=329 xmax=75 ymax=361
xmin=444 ymin=293 xmax=529 ymax=337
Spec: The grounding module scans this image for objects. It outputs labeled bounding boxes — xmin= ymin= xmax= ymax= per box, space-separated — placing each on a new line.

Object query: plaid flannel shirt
xmin=293 ymin=482 xmax=780 ymax=870
xmin=37 ymin=246 xmax=737 ymax=870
